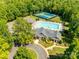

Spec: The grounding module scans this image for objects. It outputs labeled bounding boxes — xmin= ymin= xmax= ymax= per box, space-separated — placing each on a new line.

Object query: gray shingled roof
xmin=35 ymin=28 xmax=61 ymax=40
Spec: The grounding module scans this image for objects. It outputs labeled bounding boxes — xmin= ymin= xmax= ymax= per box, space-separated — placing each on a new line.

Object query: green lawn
xmin=48 ymin=47 xmax=66 ymax=55
xmin=27 ymin=47 xmax=37 ymax=59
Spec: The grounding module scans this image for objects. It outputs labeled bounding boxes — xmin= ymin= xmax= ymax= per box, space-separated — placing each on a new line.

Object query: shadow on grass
xmin=48 ymin=54 xmax=63 ymax=59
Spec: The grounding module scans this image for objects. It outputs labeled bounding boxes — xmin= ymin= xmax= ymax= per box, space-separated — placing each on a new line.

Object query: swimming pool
xmin=32 ymin=21 xmax=62 ymax=31
xmin=34 ymin=12 xmax=56 ymax=19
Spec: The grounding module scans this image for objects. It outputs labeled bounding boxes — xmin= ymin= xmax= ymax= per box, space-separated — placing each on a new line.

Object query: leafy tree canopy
xmin=14 ymin=47 xmax=37 ymax=59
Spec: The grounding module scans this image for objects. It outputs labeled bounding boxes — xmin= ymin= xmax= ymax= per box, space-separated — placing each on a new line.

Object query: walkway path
xmin=8 ymin=46 xmax=18 ymax=59
xmin=46 ymin=42 xmax=56 ymax=50
xmin=46 ymin=42 xmax=68 ymax=50
xmin=55 ymin=46 xmax=68 ymax=48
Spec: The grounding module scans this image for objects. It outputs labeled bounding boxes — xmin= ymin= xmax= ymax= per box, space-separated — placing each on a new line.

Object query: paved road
xmin=9 ymin=46 xmax=18 ymax=59
xmin=27 ymin=44 xmax=48 ymax=59
xmin=9 ymin=44 xmax=48 ymax=59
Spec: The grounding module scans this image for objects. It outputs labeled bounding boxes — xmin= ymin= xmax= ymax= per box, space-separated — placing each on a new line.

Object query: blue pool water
xmin=37 ymin=22 xmax=59 ymax=30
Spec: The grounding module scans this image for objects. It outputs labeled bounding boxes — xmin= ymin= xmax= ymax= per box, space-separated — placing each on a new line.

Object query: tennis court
xmin=34 ymin=12 xmax=56 ymax=19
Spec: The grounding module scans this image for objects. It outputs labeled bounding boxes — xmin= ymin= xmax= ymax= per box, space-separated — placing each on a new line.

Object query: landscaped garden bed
xmin=39 ymin=39 xmax=54 ymax=48
xmin=56 ymin=42 xmax=69 ymax=47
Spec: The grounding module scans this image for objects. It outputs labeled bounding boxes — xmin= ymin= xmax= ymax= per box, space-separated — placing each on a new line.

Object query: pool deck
xmin=32 ymin=21 xmax=63 ymax=31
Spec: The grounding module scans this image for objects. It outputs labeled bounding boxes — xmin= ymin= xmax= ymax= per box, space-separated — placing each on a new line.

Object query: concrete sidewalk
xmin=8 ymin=46 xmax=18 ymax=59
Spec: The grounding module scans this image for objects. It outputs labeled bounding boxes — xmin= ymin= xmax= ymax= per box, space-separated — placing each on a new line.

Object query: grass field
xmin=48 ymin=47 xmax=66 ymax=55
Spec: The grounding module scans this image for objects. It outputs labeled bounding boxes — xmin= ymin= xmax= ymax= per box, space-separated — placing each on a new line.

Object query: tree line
xmin=0 ymin=0 xmax=79 ymax=59
xmin=0 ymin=0 xmax=78 ymax=22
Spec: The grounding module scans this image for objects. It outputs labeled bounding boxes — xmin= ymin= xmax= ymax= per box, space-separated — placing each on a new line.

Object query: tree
xmin=0 ymin=37 xmax=10 ymax=59
xmin=0 ymin=19 xmax=13 ymax=43
xmin=14 ymin=47 xmax=37 ymax=59
xmin=6 ymin=3 xmax=21 ymax=21
xmin=63 ymin=38 xmax=79 ymax=59
xmin=0 ymin=2 xmax=7 ymax=20
xmin=13 ymin=17 xmax=34 ymax=45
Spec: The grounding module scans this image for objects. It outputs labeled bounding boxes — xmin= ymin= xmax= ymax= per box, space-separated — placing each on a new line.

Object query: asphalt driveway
xmin=9 ymin=44 xmax=48 ymax=59
xmin=26 ymin=44 xmax=48 ymax=59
